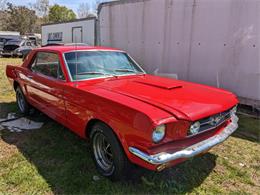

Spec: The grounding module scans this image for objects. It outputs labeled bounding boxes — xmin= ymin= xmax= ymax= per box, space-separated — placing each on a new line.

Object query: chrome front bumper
xmin=129 ymin=115 xmax=238 ymax=165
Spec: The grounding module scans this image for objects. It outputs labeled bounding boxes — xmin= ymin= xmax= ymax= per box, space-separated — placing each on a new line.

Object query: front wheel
xmin=90 ymin=122 xmax=131 ymax=181
xmin=16 ymin=86 xmax=30 ymax=115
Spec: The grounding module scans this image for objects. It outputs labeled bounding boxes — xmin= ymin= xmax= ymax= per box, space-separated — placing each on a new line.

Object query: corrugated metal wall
xmin=98 ymin=0 xmax=260 ymax=106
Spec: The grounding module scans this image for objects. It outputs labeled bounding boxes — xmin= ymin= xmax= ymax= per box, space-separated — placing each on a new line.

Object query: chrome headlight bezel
xmin=230 ymin=105 xmax=237 ymax=116
xmin=14 ymin=48 xmax=20 ymax=53
xmin=189 ymin=121 xmax=201 ymax=135
xmin=152 ymin=124 xmax=166 ymax=143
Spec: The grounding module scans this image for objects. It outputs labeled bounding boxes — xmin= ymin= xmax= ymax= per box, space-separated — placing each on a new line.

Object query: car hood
xmin=3 ymin=44 xmax=19 ymax=51
xmin=85 ymin=74 xmax=238 ymax=121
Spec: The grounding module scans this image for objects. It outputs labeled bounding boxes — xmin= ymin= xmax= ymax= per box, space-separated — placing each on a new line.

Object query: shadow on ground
xmin=0 ymin=102 xmax=218 ymax=194
xmin=233 ymin=114 xmax=260 ymax=143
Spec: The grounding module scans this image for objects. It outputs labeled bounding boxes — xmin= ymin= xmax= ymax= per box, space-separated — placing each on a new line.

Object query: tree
xmin=49 ymin=4 xmax=76 ymax=23
xmin=77 ymin=3 xmax=90 ymax=18
xmin=32 ymin=0 xmax=49 ymax=18
xmin=0 ymin=0 xmax=6 ymax=30
xmin=2 ymin=3 xmax=37 ymax=34
xmin=0 ymin=11 xmax=4 ymax=30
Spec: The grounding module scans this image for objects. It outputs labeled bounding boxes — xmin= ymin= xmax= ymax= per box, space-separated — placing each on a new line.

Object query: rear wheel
xmin=16 ymin=86 xmax=30 ymax=115
xmin=90 ymin=122 xmax=131 ymax=181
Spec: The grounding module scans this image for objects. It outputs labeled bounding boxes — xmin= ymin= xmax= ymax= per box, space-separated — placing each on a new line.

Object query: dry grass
xmin=0 ymin=58 xmax=21 ymax=103
xmin=0 ymin=57 xmax=259 ymax=194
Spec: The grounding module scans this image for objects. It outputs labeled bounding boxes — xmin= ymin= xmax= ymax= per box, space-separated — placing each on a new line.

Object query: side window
xmin=31 ymin=52 xmax=65 ymax=80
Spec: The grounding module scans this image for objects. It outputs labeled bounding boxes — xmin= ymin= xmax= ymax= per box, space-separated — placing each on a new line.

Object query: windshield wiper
xmin=77 ymin=71 xmax=109 ymax=76
xmin=114 ymin=69 xmax=136 ymax=73
xmin=114 ymin=69 xmax=145 ymax=75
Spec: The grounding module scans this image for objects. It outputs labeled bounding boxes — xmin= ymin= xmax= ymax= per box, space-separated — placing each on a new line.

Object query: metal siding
xmin=99 ymin=0 xmax=260 ymax=105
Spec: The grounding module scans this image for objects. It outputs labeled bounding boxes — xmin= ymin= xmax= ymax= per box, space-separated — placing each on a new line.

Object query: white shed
xmin=41 ymin=17 xmax=96 ymax=46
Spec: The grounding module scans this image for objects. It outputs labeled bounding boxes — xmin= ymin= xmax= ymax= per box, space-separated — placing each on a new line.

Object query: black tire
xmin=90 ymin=122 xmax=131 ymax=181
xmin=16 ymin=86 xmax=30 ymax=115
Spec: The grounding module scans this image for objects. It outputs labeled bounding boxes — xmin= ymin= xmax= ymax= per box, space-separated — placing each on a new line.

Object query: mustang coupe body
xmin=6 ymin=46 xmax=239 ymax=180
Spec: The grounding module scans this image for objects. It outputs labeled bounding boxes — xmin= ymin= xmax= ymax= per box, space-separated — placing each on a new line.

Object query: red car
xmin=6 ymin=46 xmax=239 ymax=180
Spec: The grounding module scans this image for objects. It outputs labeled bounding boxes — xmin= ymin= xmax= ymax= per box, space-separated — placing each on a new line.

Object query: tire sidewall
xmin=91 ymin=128 xmax=115 ymax=176
xmin=90 ymin=123 xmax=129 ymax=180
xmin=16 ymin=86 xmax=29 ymax=114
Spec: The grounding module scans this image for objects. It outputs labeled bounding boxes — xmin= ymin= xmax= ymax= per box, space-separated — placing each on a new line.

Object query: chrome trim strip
xmin=62 ymin=52 xmax=73 ymax=82
xmin=62 ymin=49 xmax=126 ymax=54
xmin=129 ymin=115 xmax=238 ymax=165
xmin=200 ymin=111 xmax=231 ymax=126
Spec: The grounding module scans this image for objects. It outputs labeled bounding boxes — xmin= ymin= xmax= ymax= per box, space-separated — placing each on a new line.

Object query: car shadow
xmin=232 ymin=131 xmax=260 ymax=143
xmin=232 ymin=115 xmax=260 ymax=143
xmin=0 ymin=102 xmax=217 ymax=194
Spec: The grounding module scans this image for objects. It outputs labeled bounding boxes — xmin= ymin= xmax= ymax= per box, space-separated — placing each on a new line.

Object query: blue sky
xmin=8 ymin=0 xmax=99 ymax=12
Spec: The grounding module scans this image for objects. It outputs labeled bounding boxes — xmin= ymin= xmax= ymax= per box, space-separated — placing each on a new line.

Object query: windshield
xmin=64 ymin=51 xmax=145 ymax=81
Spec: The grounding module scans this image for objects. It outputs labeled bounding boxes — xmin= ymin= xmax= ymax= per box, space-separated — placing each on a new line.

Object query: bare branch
xmin=77 ymin=3 xmax=91 ymax=18
xmin=0 ymin=0 xmax=7 ymax=11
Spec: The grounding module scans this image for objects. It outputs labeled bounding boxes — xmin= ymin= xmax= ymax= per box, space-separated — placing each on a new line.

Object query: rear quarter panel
xmin=6 ymin=65 xmax=18 ymax=83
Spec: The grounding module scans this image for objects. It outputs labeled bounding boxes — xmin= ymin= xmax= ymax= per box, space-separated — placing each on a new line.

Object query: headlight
xmin=230 ymin=106 xmax=237 ymax=116
xmin=189 ymin=121 xmax=200 ymax=135
xmin=152 ymin=124 xmax=166 ymax=143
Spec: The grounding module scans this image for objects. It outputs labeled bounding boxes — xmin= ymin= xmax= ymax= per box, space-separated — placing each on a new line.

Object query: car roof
xmin=37 ymin=45 xmax=124 ymax=53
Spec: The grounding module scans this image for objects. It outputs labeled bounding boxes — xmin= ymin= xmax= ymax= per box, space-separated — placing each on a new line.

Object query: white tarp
xmin=0 ymin=113 xmax=43 ymax=132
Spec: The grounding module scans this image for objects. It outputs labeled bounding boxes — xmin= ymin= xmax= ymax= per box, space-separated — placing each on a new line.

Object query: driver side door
xmin=25 ymin=51 xmax=66 ymax=123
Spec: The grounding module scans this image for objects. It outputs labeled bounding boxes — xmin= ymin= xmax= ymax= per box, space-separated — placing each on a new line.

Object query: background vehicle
xmin=1 ymin=39 xmax=35 ymax=58
xmin=0 ymin=36 xmax=17 ymax=50
xmin=23 ymin=33 xmax=42 ymax=46
xmin=0 ymin=36 xmax=21 ymax=57
xmin=6 ymin=46 xmax=238 ymax=181
xmin=0 ymin=31 xmax=20 ymax=48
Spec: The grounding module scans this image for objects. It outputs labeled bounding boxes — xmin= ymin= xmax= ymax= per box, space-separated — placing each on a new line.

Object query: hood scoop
xmin=134 ymin=80 xmax=182 ymax=90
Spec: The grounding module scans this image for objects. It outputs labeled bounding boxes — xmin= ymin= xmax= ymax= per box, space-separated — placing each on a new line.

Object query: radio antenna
xmin=75 ymin=39 xmax=78 ymax=87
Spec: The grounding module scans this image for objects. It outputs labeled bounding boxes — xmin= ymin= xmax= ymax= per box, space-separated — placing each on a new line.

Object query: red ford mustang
xmin=6 ymin=46 xmax=239 ymax=180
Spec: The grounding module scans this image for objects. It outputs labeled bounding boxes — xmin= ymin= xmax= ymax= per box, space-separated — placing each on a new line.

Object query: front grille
xmin=188 ymin=108 xmax=232 ymax=136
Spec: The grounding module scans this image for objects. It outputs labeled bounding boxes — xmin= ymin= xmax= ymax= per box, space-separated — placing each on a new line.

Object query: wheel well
xmin=85 ymin=119 xmax=122 ymax=143
xmin=85 ymin=119 xmax=104 ymax=138
xmin=13 ymin=81 xmax=19 ymax=91
xmin=85 ymin=118 xmax=128 ymax=156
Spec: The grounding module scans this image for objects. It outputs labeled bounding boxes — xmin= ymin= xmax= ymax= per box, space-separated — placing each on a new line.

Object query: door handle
xmin=27 ymin=75 xmax=33 ymax=79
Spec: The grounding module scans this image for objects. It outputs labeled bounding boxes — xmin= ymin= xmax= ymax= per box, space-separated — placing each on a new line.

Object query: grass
xmin=0 ymin=57 xmax=260 ymax=194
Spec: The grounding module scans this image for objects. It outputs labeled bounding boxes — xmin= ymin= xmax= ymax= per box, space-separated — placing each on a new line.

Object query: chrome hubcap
xmin=93 ymin=132 xmax=114 ymax=172
xmin=17 ymin=90 xmax=25 ymax=112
